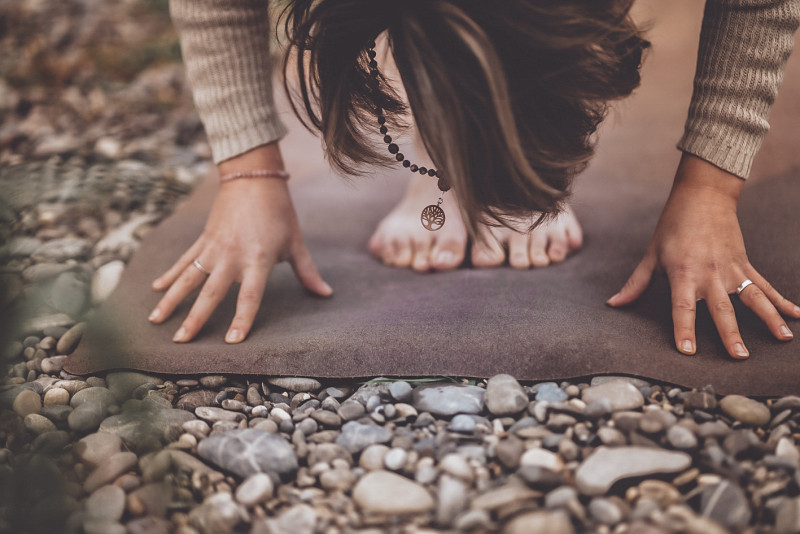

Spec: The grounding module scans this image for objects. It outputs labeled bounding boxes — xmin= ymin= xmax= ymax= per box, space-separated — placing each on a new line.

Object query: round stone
xmin=719 ymin=395 xmax=771 ymax=426
xmin=85 ymin=485 xmax=125 ymax=521
xmin=486 ymin=374 xmax=528 ymax=416
xmin=68 ymin=400 xmax=106 ymax=433
xmin=581 ymin=380 xmax=644 ymax=412
xmin=359 ymin=445 xmax=390 ymax=471
xmin=383 ymin=448 xmax=407 ymax=471
xmin=235 ymin=473 xmax=274 ymax=506
xmin=24 ymin=413 xmax=57 ymax=435
xmin=353 ymin=471 xmax=435 ymax=515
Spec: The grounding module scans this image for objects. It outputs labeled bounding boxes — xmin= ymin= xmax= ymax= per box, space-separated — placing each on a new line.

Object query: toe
xmin=529 ymin=230 xmax=550 ymax=267
xmin=508 ymin=232 xmax=530 ymax=269
xmin=471 ymin=230 xmax=505 ymax=268
xmin=411 ymin=237 xmax=432 ymax=272
xmin=547 ymin=233 xmax=568 ymax=263
xmin=565 ymin=213 xmax=584 ymax=250
xmin=393 ymin=239 xmax=413 ymax=267
xmin=431 ymin=238 xmax=466 ymax=271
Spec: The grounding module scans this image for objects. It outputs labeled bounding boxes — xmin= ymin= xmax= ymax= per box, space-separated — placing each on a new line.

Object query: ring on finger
xmin=192 ymin=259 xmax=210 ymax=276
xmin=736 ymin=279 xmax=754 ymax=295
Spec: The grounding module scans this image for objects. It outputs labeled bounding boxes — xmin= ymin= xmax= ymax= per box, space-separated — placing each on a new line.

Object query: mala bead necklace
xmin=367 ymin=41 xmax=451 ymax=231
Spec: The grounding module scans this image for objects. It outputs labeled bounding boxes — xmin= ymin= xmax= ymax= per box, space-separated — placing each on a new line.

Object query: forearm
xmin=679 ymin=0 xmax=800 ymax=179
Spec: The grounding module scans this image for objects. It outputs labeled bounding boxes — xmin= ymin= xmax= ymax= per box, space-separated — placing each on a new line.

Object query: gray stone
xmin=437 ymin=474 xmax=469 ymax=526
xmin=307 ymin=443 xmax=352 ymax=467
xmin=50 ymin=271 xmax=87 ymax=315
xmin=82 ymin=519 xmax=126 ymax=534
xmin=517 ymin=466 xmax=564 ymax=490
xmin=23 ymin=413 xmax=56 ymax=435
xmin=581 ymin=380 xmax=644 ymax=412
xmin=589 ymin=497 xmax=623 ymax=525
xmin=536 ymin=383 xmax=569 ymax=403
xmin=719 ymin=395 xmax=771 ymax=426
xmin=91 ymin=260 xmax=124 ymax=304
xmin=235 ymin=473 xmax=274 ymax=506
xmin=337 ymin=400 xmax=366 ymax=421
xmin=359 ymin=444 xmax=390 ymax=471
xmin=189 ymin=492 xmax=248 ymax=534
xmin=105 ymin=372 xmax=162 ymax=403
xmin=450 ymin=414 xmax=477 ymax=433
xmin=99 ymin=406 xmax=195 ymax=453
xmin=176 ymin=390 xmax=217 ymax=412
xmin=575 ymin=447 xmax=691 ymax=496
xmin=32 ymin=430 xmax=71 ymax=453
xmin=384 ymin=447 xmax=408 ymax=471
xmin=412 ymin=384 xmax=485 ymax=416
xmin=126 ymin=517 xmax=171 ymax=534
xmin=545 ymin=486 xmax=579 ymax=509
xmin=197 ymin=428 xmax=298 ymax=480
xmin=389 ymin=381 xmax=413 ymax=402
xmin=83 ymin=451 xmax=138 ymax=493
xmin=776 ymin=497 xmax=800 ymax=534
xmin=502 ymin=510 xmax=575 ymax=534
xmin=495 ymin=436 xmax=525 ymax=469
xmin=257 ymin=504 xmax=317 ymax=534
xmin=267 ymin=377 xmax=322 ymax=392
xmin=639 ymin=409 xmax=677 ymax=434
xmin=311 ymin=409 xmax=342 ymax=428
xmin=700 ymin=480 xmax=752 ymax=529
xmin=336 ymin=421 xmax=393 ymax=454
xmin=353 ymin=471 xmax=435 ymax=515
xmin=68 ymin=400 xmax=106 ymax=433
xmin=485 ymin=374 xmax=528 ymax=416
xmin=31 ymin=237 xmax=92 ymax=262
xmin=684 ymin=390 xmax=717 ymax=410
xmin=199 ymin=375 xmax=227 ymax=388
xmin=85 ymin=484 xmax=125 ymax=520
xmin=666 ymin=425 xmax=698 ymax=450
xmin=71 ymin=387 xmax=117 ymax=411
xmin=9 ymin=388 xmax=42 ymax=417
xmin=590 ymin=376 xmax=650 ymax=388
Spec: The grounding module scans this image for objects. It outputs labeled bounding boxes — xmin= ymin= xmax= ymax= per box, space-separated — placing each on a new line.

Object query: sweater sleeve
xmin=169 ymin=0 xmax=288 ymax=164
xmin=678 ymin=0 xmax=800 ymax=178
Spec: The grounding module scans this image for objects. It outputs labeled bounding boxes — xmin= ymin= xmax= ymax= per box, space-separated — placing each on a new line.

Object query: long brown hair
xmin=281 ymin=0 xmax=648 ymax=234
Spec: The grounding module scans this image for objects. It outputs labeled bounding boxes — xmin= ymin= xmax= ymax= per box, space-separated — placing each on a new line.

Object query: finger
xmin=508 ymin=232 xmax=530 ymax=269
xmin=745 ymin=267 xmax=800 ymax=319
xmin=149 ymin=260 xmax=208 ymax=323
xmin=707 ymin=285 xmax=749 ymax=359
xmin=670 ymin=283 xmax=698 ymax=355
xmin=737 ymin=282 xmax=794 ymax=341
xmin=528 ymin=230 xmax=550 ymax=267
xmin=152 ymin=238 xmax=204 ymax=291
xmin=225 ymin=266 xmax=269 ymax=343
xmin=411 ymin=236 xmax=432 ymax=272
xmin=290 ymin=241 xmax=333 ymax=297
xmin=607 ymin=254 xmax=657 ymax=307
xmin=173 ymin=267 xmax=234 ymax=343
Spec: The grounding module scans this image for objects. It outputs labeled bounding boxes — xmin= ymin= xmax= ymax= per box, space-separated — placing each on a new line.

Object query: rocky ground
xmin=4 ymin=1 xmax=800 ymax=533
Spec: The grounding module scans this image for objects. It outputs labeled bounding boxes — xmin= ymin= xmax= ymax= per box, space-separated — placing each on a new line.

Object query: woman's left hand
xmin=606 ymin=153 xmax=800 ymax=358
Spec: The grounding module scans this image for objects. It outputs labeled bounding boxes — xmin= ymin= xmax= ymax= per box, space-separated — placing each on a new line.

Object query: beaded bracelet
xmin=219 ymin=169 xmax=290 ymax=183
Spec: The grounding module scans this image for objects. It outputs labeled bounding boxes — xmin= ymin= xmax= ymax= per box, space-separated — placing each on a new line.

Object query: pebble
xmin=412 ymin=384 xmax=485 ymax=416
xmin=83 ymin=519 xmax=126 ymax=534
xmin=105 ymin=372 xmax=162 ymax=402
xmin=485 ymin=375 xmax=528 ymax=415
xmin=68 ymin=400 xmax=106 ymax=433
xmin=383 ymin=447 xmax=408 ymax=471
xmin=99 ymin=405 xmax=195 ymax=453
xmin=71 ymin=386 xmax=117 ymax=411
xmin=197 ymin=428 xmax=298 ymax=479
xmin=126 ymin=517 xmax=170 ymax=534
xmin=520 ymin=448 xmax=564 ymax=472
xmin=684 ymin=390 xmax=717 ymax=410
xmin=666 ymin=425 xmax=698 ymax=449
xmin=40 ymin=355 xmax=68 ymax=374
xmin=353 ymin=471 xmax=435 ymax=515
xmin=337 ymin=400 xmax=366 ymax=421
xmin=198 ymin=375 xmax=227 ymax=388
xmin=589 ymin=497 xmax=623 ymax=525
xmin=450 ymin=414 xmax=477 ymax=433
xmin=545 ymin=486 xmax=579 ymax=509
xmin=496 ymin=436 xmax=525 ymax=469
xmin=535 ymin=383 xmax=569 ymax=403
xmin=581 ymin=380 xmax=644 ymax=412
xmin=24 ymin=413 xmax=57 ymax=435
xmin=195 ymin=406 xmax=244 ymax=423
xmin=234 ymin=473 xmax=274 ymax=506
xmin=257 ymin=504 xmax=317 ymax=534
xmin=699 ymin=480 xmax=752 ymax=529
xmin=54 ymin=322 xmax=85 ymax=356
xmin=440 ymin=453 xmax=473 ymax=481
xmin=267 ymin=377 xmax=322 ymax=392
xmin=50 ymin=271 xmax=87 ymax=315
xmin=776 ymin=497 xmax=800 ymax=534
xmin=575 ymin=447 xmax=692 ymax=495
xmin=32 ymin=237 xmax=92 ymax=262
xmin=336 ymin=421 xmax=393 ymax=454
xmin=502 ymin=509 xmax=574 ymax=534
xmin=12 ymin=388 xmax=42 ymax=417
xmin=83 ymin=451 xmax=138 ymax=493
xmin=517 ymin=466 xmax=564 ymax=489
xmin=389 ymin=381 xmax=413 ymax=402
xmin=91 ymin=260 xmax=124 ymax=303
xmin=189 ymin=492 xmax=248 ymax=534
xmin=719 ymin=395 xmax=771 ymax=426
xmin=311 ymin=409 xmax=342 ymax=428
xmin=319 ymin=466 xmax=357 ymax=491
xmin=471 ymin=485 xmax=542 ymax=510
xmin=359 ymin=444 xmax=390 ymax=471
xmin=639 ymin=409 xmax=677 ymax=434
xmin=437 ymin=474 xmax=469 ymax=526
xmin=85 ymin=484 xmax=125 ymax=521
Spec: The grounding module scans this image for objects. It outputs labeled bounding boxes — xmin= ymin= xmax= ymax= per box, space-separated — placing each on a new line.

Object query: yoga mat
xmin=66 ymin=1 xmax=800 ymax=395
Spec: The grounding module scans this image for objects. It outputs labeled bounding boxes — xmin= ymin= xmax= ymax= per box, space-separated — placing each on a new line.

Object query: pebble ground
xmin=3 ymin=1 xmax=800 ymax=533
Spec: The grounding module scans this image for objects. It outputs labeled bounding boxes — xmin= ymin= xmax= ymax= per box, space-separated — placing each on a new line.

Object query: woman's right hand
xmin=147 ymin=145 xmax=332 ymax=344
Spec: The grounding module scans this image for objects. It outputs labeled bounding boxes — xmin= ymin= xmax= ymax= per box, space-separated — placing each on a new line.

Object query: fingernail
xmin=794 ymin=305 xmax=800 ymax=316
xmin=606 ymin=293 xmax=620 ymax=306
xmin=148 ymin=309 xmax=161 ymax=322
xmin=226 ymin=329 xmax=242 ymax=343
xmin=780 ymin=325 xmax=794 ymax=339
xmin=322 ymin=282 xmax=333 ymax=295
xmin=173 ymin=327 xmax=187 ymax=342
xmin=681 ymin=340 xmax=694 ymax=354
xmin=733 ymin=342 xmax=749 ymax=358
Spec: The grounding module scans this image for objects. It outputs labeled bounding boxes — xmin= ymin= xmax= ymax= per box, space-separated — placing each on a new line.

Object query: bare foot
xmin=368 ymin=172 xmax=583 ymax=271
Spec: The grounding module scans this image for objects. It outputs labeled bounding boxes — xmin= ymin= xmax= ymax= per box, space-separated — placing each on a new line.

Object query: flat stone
xmin=195 ymin=406 xmax=245 ymax=423
xmin=105 ymin=372 xmax=162 ymax=403
xmin=666 ymin=425 xmax=698 ymax=450
xmin=85 ymin=484 xmax=125 ymax=520
xmin=486 ymin=375 xmax=528 ymax=416
xmin=437 ymin=474 xmax=469 ymax=526
xmin=776 ymin=496 xmax=800 ymax=534
xmin=520 ymin=448 xmax=564 ymax=472
xmin=267 ymin=377 xmax=322 ymax=392
xmin=24 ymin=413 xmax=56 ymax=435
xmin=98 ymin=405 xmax=195 ymax=454
xmin=700 ymin=480 xmax=752 ymax=529
xmin=31 ymin=237 xmax=92 ymax=262
xmin=412 ymin=384 xmax=485 ymax=416
xmin=575 ymin=447 xmax=692 ymax=496
xmin=353 ymin=471 xmax=435 ymax=515
xmin=581 ymin=380 xmax=644 ymax=412
xmin=71 ymin=387 xmax=117 ymax=411
xmin=198 ymin=375 xmax=227 ymax=388
xmin=197 ymin=428 xmax=298 ymax=480
xmin=359 ymin=444 xmax=390 ymax=471
xmin=311 ymin=409 xmax=342 ymax=428
xmin=176 ymin=390 xmax=218 ymax=412
xmin=83 ymin=451 xmax=138 ymax=493
xmin=502 ymin=510 xmax=574 ymax=534
xmin=336 ymin=421 xmax=393 ymax=454
xmin=450 ymin=414 xmax=477 ymax=433
xmin=535 ymin=383 xmax=569 ymax=403
xmin=589 ymin=497 xmax=623 ymax=525
xmin=719 ymin=395 xmax=771 ymax=426
xmin=235 ymin=473 xmax=274 ymax=506
xmin=68 ymin=400 xmax=106 ymax=433
xmin=337 ymin=400 xmax=366 ymax=421
xmin=472 ymin=485 xmax=543 ymax=511
xmin=91 ymin=260 xmax=125 ymax=304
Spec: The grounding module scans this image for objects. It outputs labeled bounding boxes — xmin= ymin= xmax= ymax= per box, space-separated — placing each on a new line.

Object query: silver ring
xmin=736 ymin=279 xmax=753 ymax=295
xmin=192 ymin=259 xmax=210 ymax=276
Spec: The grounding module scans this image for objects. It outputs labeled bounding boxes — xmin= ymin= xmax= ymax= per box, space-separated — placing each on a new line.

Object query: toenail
xmin=438 ymin=251 xmax=454 ymax=264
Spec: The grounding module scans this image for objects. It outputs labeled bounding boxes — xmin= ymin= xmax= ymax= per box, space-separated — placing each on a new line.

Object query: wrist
xmin=671 ymin=153 xmax=744 ymax=205
xmin=218 ymin=141 xmax=285 ymax=176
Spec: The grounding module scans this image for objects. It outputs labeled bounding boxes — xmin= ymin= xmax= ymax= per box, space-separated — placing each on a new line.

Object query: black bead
xmin=378 ymin=117 xmax=386 ymax=125
xmin=368 ymin=40 xmax=376 ymax=48
xmin=388 ymin=143 xmax=399 ymax=154
xmin=428 ymin=168 xmax=437 ymax=177
xmin=403 ymin=160 xmax=411 ymax=168
xmin=437 ymin=178 xmax=451 ymax=192
xmin=369 ymin=60 xmax=377 ymax=68
xmin=396 ymin=153 xmax=404 ymax=161
xmin=379 ymin=126 xmax=388 ymax=134
xmin=368 ymin=50 xmax=376 ymax=59
xmin=410 ymin=164 xmax=418 ymax=172
xmin=418 ymin=166 xmax=427 ymax=175
xmin=383 ymin=135 xmax=392 ymax=144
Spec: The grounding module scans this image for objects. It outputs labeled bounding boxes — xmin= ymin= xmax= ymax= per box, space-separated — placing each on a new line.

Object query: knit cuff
xmin=209 ymin=116 xmax=289 ymax=164
xmin=677 ymin=123 xmax=764 ymax=180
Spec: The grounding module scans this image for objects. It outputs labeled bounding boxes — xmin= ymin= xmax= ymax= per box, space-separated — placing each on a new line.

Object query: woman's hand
xmin=148 ymin=143 xmax=332 ymax=343
xmin=607 ymin=153 xmax=800 ymax=358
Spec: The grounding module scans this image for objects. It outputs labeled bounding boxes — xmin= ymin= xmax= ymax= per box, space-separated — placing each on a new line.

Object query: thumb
xmin=607 ymin=254 xmax=657 ymax=307
xmin=290 ymin=240 xmax=333 ymax=297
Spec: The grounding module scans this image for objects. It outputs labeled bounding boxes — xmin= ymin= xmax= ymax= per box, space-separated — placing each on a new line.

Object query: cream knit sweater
xmin=170 ymin=0 xmax=800 ymax=179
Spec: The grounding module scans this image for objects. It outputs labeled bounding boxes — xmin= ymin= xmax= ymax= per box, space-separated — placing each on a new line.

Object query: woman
xmin=151 ymin=0 xmax=800 ymax=359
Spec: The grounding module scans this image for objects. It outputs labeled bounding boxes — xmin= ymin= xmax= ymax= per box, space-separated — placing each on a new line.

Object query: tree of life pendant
xmin=421 ymin=197 xmax=445 ymax=231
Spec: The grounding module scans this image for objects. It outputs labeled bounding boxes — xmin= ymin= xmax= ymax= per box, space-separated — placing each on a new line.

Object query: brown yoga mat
xmin=66 ymin=1 xmax=800 ymax=395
